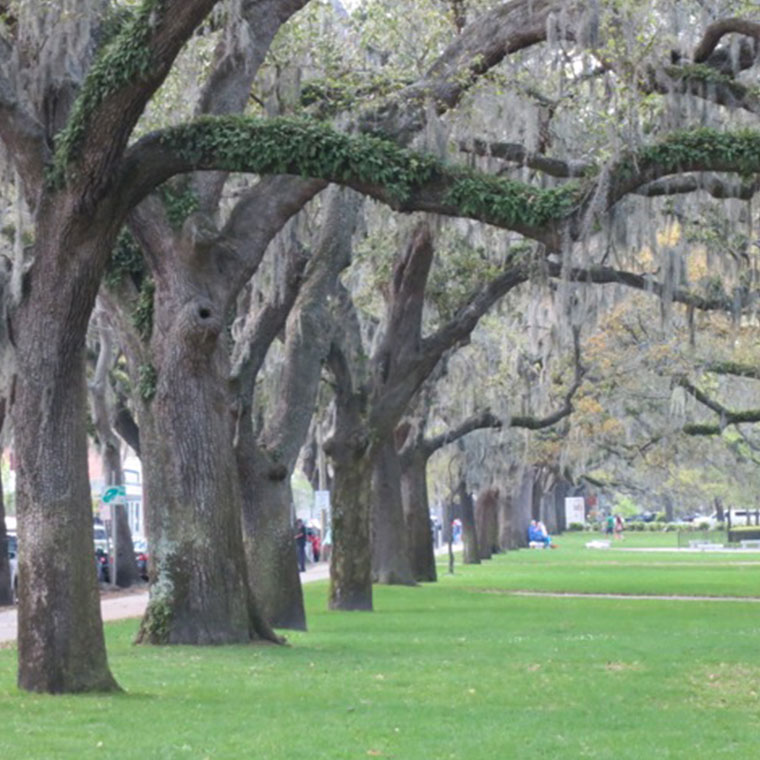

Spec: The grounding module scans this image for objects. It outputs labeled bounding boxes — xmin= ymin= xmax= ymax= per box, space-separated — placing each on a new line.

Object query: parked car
xmin=93 ymin=521 xmax=110 ymax=553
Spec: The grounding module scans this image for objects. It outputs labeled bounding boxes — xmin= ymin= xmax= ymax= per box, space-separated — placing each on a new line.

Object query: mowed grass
xmin=0 ymin=533 xmax=758 ymax=760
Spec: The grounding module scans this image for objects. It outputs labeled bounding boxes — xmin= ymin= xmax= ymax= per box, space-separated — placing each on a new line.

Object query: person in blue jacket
xmin=528 ymin=519 xmax=552 ymax=548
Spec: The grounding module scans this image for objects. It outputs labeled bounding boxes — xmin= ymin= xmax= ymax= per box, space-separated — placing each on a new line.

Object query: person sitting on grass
xmin=528 ymin=519 xmax=552 ymax=549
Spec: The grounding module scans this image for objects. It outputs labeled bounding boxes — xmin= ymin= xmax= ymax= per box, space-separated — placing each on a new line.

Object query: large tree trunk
xmin=513 ymin=468 xmax=536 ymax=548
xmin=553 ymin=480 xmax=569 ymax=534
xmin=135 ymin=287 xmax=277 ymax=645
xmin=12 ymin=231 xmax=118 ymax=692
xmin=401 ymin=450 xmax=437 ymax=582
xmin=328 ymin=447 xmax=373 ymax=611
xmin=497 ymin=489 xmax=515 ymax=551
xmin=233 ymin=187 xmax=360 ymax=629
xmin=458 ymin=480 xmax=480 ymax=564
xmin=237 ymin=435 xmax=305 ymax=630
xmin=371 ymin=439 xmax=415 ymax=585
xmin=474 ymin=488 xmax=499 ymax=560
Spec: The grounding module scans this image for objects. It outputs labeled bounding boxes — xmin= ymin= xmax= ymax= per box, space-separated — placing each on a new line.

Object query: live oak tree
xmin=1 ymin=0 xmax=759 ymax=693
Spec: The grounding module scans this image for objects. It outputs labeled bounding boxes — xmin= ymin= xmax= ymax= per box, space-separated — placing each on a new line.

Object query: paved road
xmin=0 ymin=561 xmax=331 ymax=645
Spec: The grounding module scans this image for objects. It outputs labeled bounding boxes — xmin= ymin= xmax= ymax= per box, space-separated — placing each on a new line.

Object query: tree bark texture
xmin=497 ymin=490 xmax=516 ymax=551
xmin=329 ymin=449 xmax=373 ymax=610
xmin=553 ymin=481 xmax=569 ymax=534
xmin=400 ymin=449 xmax=437 ymax=582
xmin=475 ymin=488 xmax=500 ymax=559
xmin=371 ymin=439 xmax=415 ymax=585
xmin=12 ymin=229 xmax=118 ymax=692
xmin=458 ymin=480 xmax=480 ymax=564
xmin=134 ymin=284 xmax=276 ymax=644
xmin=512 ymin=468 xmax=536 ymax=548
xmin=233 ymin=187 xmax=360 ymax=628
xmin=237 ymin=432 xmax=305 ymax=630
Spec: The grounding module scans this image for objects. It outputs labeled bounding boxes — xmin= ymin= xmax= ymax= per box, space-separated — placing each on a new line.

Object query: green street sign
xmin=102 ymin=485 xmax=126 ymax=504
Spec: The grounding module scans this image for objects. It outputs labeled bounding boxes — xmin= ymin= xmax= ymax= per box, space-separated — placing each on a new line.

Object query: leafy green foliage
xmin=159 ymin=182 xmax=199 ymax=230
xmin=631 ymin=128 xmax=760 ymax=177
xmin=161 ymin=115 xmax=584 ymax=228
xmin=161 ymin=115 xmax=441 ymax=201
xmin=104 ymin=229 xmax=145 ymax=290
xmin=132 ymin=278 xmax=155 ymax=342
xmin=445 ymin=174 xmax=579 ymax=228
xmin=137 ymin=362 xmax=157 ymax=402
xmin=49 ymin=0 xmax=166 ymax=186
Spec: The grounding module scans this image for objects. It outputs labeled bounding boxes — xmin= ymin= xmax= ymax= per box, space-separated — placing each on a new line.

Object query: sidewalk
xmin=0 ymin=560 xmax=332 ymax=645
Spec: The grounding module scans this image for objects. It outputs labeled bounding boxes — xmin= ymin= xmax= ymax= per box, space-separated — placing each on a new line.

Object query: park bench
xmin=688 ymin=541 xmax=725 ymax=551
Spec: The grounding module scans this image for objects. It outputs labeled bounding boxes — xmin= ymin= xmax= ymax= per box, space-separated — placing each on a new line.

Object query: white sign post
xmin=565 ymin=496 xmax=585 ymax=526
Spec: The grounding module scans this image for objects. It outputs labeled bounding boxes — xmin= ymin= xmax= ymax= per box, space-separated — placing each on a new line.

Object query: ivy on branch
xmin=123 ymin=117 xmax=760 ymax=248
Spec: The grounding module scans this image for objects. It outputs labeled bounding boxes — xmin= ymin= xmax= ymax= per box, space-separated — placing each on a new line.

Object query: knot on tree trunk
xmin=267 ymin=463 xmax=288 ymax=481
xmin=175 ymin=298 xmax=223 ymax=351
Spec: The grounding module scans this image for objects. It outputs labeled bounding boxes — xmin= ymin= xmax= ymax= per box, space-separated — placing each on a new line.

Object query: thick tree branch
xmin=54 ymin=0 xmax=223 ymax=196
xmin=423 ymin=410 xmax=502 ymax=458
xmin=0 ymin=74 xmax=47 ymax=199
xmin=678 ymin=376 xmax=760 ymax=429
xmin=230 ymin=242 xmax=310 ymax=401
xmin=371 ymin=222 xmax=436 ymax=390
xmin=693 ymin=18 xmax=760 ymax=63
xmin=546 ymin=261 xmax=749 ymax=313
xmin=192 ymin=0 xmax=311 ymax=212
xmin=359 ymin=0 xmax=579 ymax=141
xmin=637 ymin=173 xmax=760 ymax=201
xmin=460 ymin=138 xmax=592 ymax=178
xmin=421 ymin=255 xmax=531 ymax=366
xmin=120 ymin=118 xmax=760 ymax=253
xmin=702 ymin=361 xmax=760 ymax=380
xmin=255 ymin=189 xmax=363 ymax=465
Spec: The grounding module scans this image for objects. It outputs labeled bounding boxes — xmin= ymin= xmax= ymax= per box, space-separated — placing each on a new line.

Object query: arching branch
xmin=678 ymin=376 xmax=760 ymax=431
xmin=693 ymin=18 xmax=760 ymax=63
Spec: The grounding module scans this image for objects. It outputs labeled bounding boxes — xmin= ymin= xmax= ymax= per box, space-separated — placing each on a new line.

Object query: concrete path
xmin=508 ymin=590 xmax=760 ymax=603
xmin=0 ymin=560 xmax=331 ymax=645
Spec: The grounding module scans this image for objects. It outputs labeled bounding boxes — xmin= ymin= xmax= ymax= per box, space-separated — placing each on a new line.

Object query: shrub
xmin=567 ymin=522 xmax=585 ymax=532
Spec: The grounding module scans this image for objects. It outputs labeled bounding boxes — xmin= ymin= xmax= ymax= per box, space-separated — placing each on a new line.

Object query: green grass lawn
xmin=1 ymin=533 xmax=758 ymax=759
